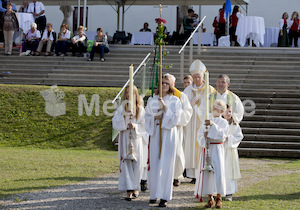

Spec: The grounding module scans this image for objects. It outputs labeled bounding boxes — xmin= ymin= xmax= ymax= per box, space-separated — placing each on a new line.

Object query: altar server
xmin=183 ymin=60 xmax=215 ymax=182
xmin=145 ymin=74 xmax=182 ymax=207
xmin=223 ymin=104 xmax=243 ymax=201
xmin=164 ymin=73 xmax=193 ymax=187
xmin=112 ymin=85 xmax=145 ymax=201
xmin=195 ymin=99 xmax=229 ymax=208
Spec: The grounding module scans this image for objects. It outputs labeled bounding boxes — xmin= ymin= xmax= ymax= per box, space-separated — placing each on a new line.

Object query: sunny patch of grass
xmin=0 ymin=147 xmax=118 ymax=199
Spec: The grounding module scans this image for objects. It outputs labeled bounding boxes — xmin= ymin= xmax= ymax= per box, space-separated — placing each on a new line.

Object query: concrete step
xmin=242 ymin=127 xmax=300 ymax=136
xmin=240 ymin=141 xmax=300 ymax=149
xmin=243 ymin=115 xmax=300 ymax=123
xmin=238 ymin=148 xmax=300 ymax=158
xmin=241 ymin=121 xmax=300 ymax=129
xmin=244 ymin=134 xmax=300 ymax=142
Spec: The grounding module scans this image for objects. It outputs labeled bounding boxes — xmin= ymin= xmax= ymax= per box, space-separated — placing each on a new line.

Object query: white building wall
xmin=18 ymin=0 xmax=300 ymax=36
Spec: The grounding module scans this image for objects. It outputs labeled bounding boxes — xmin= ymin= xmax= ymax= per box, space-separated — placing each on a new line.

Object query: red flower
xmin=155 ymin=17 xmax=167 ymax=24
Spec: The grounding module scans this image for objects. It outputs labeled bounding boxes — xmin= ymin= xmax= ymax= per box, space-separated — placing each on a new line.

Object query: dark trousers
xmin=289 ymin=30 xmax=299 ymax=47
xmin=35 ymin=16 xmax=47 ymax=33
xmin=0 ymin=12 xmax=4 ymax=42
xmin=72 ymin=41 xmax=86 ymax=55
xmin=89 ymin=45 xmax=109 ymax=59
xmin=55 ymin=40 xmax=68 ymax=55
xmin=22 ymin=39 xmax=39 ymax=52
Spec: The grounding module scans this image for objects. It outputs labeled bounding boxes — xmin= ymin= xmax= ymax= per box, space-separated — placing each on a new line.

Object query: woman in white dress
xmin=112 ymin=85 xmax=145 ymax=201
xmin=145 ymin=74 xmax=182 ymax=207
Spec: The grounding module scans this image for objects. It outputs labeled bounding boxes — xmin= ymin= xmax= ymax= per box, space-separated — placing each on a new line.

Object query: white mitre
xmin=189 ymin=59 xmax=206 ymax=75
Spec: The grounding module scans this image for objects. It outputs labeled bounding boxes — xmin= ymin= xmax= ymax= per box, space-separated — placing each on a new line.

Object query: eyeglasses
xmin=162 ymin=82 xmax=169 ymax=85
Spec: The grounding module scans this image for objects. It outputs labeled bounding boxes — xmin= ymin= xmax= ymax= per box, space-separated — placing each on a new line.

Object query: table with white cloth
xmin=130 ymin=32 xmax=154 ymax=45
xmin=14 ymin=13 xmax=35 ymax=43
xmin=193 ymin=32 xmax=214 ymax=46
xmin=236 ymin=16 xmax=265 ymax=47
xmin=16 ymin=12 xmax=35 ymax=33
xmin=263 ymin=27 xmax=300 ymax=47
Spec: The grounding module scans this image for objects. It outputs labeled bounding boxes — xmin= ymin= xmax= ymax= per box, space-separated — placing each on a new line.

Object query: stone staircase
xmin=1 ymin=45 xmax=300 ymax=158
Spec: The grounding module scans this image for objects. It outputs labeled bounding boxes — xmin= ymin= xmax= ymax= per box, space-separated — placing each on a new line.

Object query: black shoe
xmin=173 ymin=179 xmax=180 ymax=186
xmin=125 ymin=197 xmax=131 ymax=201
xmin=158 ymin=199 xmax=167 ymax=207
xmin=140 ymin=180 xmax=148 ymax=191
xmin=149 ymin=199 xmax=157 ymax=204
xmin=190 ymin=178 xmax=196 ymax=184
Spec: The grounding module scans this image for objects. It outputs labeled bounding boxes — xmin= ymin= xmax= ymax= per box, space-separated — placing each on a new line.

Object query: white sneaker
xmin=225 ymin=195 xmax=232 ymax=201
xmin=19 ymin=52 xmax=27 ymax=56
xmin=25 ymin=50 xmax=31 ymax=56
xmin=60 ymin=54 xmax=65 ymax=57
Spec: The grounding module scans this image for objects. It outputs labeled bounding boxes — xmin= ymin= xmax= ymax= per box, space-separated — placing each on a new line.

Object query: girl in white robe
xmin=223 ymin=104 xmax=243 ymax=201
xmin=195 ymin=99 xmax=228 ymax=208
xmin=112 ymin=85 xmax=145 ymax=201
xmin=145 ymin=75 xmax=182 ymax=207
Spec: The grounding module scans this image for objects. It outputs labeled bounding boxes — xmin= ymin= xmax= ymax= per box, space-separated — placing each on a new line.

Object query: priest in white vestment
xmin=145 ymin=75 xmax=182 ymax=207
xmin=195 ymin=100 xmax=229 ymax=208
xmin=223 ymin=104 xmax=243 ymax=201
xmin=183 ymin=60 xmax=215 ymax=181
xmin=112 ymin=85 xmax=145 ymax=201
xmin=210 ymin=74 xmax=244 ymax=123
xmin=164 ymin=73 xmax=193 ymax=187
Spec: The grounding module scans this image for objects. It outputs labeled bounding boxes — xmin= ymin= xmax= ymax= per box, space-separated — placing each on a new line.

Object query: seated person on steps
xmin=36 ymin=22 xmax=56 ymax=56
xmin=71 ymin=25 xmax=87 ymax=57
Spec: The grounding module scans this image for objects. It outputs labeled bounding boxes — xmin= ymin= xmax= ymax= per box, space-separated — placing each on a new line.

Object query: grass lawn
xmin=0 ymin=84 xmax=120 ymax=149
xmin=0 ymin=147 xmax=119 ymax=199
xmin=196 ymin=159 xmax=300 ymax=209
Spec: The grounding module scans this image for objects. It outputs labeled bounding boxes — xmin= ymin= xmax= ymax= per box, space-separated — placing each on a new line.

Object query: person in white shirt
xmin=71 ymin=25 xmax=87 ymax=57
xmin=223 ymin=104 xmax=243 ymax=202
xmin=35 ymin=22 xmax=56 ymax=56
xmin=195 ymin=99 xmax=229 ymax=208
xmin=27 ymin=0 xmax=46 ymax=32
xmin=210 ymin=74 xmax=244 ymax=124
xmin=54 ymin=23 xmax=71 ymax=56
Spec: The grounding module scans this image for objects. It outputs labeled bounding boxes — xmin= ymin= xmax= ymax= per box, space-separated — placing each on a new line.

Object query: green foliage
xmin=0 ymin=147 xmax=118 ymax=198
xmin=0 ymin=85 xmax=120 ymax=150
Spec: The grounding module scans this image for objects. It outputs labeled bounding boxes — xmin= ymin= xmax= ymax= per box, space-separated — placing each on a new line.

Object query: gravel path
xmin=0 ymin=158 xmax=295 ymax=209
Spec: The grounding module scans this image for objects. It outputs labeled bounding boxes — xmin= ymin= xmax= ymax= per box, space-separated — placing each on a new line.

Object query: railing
xmin=112 ymin=52 xmax=151 ymax=104
xmin=178 ymin=16 xmax=206 ymax=81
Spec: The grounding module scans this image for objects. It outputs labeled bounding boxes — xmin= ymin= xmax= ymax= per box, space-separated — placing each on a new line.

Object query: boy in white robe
xmin=223 ymin=104 xmax=243 ymax=201
xmin=145 ymin=75 xmax=182 ymax=207
xmin=195 ymin=99 xmax=229 ymax=208
xmin=112 ymin=85 xmax=145 ymax=201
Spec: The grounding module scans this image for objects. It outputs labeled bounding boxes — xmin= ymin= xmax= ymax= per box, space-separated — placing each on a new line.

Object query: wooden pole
xmin=159 ymin=3 xmax=163 ymax=159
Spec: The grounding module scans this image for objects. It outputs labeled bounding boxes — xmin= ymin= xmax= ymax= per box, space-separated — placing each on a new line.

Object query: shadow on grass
xmin=235 ymin=192 xmax=300 ymax=201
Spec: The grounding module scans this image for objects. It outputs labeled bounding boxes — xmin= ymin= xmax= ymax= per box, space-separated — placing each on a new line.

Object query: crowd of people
xmin=113 ymin=59 xmax=244 ymax=208
xmin=0 ymin=0 xmax=109 ymax=61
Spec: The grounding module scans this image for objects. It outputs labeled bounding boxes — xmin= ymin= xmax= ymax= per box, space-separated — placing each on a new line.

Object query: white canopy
xmin=13 ymin=0 xmax=248 ymax=6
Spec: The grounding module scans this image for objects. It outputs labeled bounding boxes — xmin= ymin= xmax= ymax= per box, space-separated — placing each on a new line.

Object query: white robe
xmin=183 ymin=83 xmax=215 ymax=178
xmin=224 ymin=123 xmax=243 ymax=195
xmin=145 ymin=94 xmax=182 ymax=201
xmin=112 ymin=106 xmax=145 ymax=191
xmin=194 ymin=115 xmax=229 ymax=197
xmin=174 ymin=92 xmax=193 ymax=179
xmin=141 ymin=132 xmax=149 ymax=180
xmin=215 ymin=90 xmax=244 ymax=124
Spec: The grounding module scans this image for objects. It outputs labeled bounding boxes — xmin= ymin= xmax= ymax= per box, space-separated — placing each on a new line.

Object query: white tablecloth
xmin=263 ymin=27 xmax=300 ymax=47
xmin=16 ymin=12 xmax=35 ymax=33
xmin=236 ymin=16 xmax=265 ymax=47
xmin=130 ymin=32 xmax=154 ymax=45
xmin=263 ymin=27 xmax=280 ymax=47
xmin=193 ymin=32 xmax=214 ymax=46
